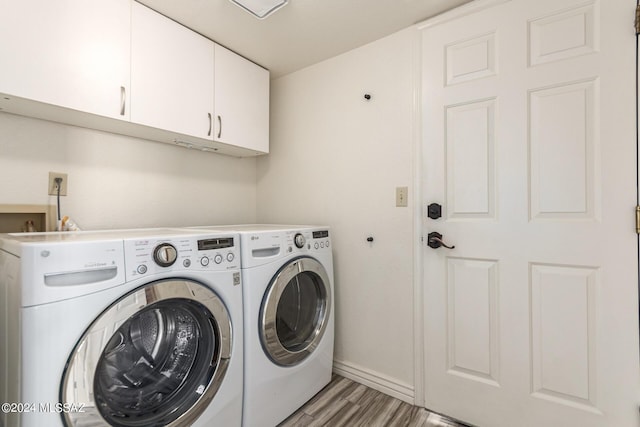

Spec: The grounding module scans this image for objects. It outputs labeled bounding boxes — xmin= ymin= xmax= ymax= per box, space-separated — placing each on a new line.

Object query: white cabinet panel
xmin=0 ymin=0 xmax=131 ymax=120
xmin=0 ymin=0 xmax=268 ymax=157
xmin=131 ymin=2 xmax=214 ymax=140
xmin=214 ymin=44 xmax=269 ymax=153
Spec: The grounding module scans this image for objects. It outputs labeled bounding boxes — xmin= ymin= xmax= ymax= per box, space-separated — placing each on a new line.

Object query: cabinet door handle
xmin=207 ymin=113 xmax=212 ymax=136
xmin=120 ymin=86 xmax=126 ymax=116
xmin=217 ymin=115 xmax=222 ymax=139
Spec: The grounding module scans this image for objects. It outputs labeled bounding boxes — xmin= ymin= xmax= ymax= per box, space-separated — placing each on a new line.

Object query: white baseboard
xmin=332 ymin=360 xmax=415 ymax=405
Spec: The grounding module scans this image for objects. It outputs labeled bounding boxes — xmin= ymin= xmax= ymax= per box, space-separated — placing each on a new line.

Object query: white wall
xmin=1 ymin=25 xmax=419 ymax=401
xmin=0 ymin=113 xmax=257 ymax=229
xmin=257 ymin=28 xmax=417 ymax=399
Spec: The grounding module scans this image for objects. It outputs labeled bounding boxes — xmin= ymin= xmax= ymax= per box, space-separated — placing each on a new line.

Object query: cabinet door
xmin=214 ymin=44 xmax=269 ymax=153
xmin=131 ymin=2 xmax=214 ymax=140
xmin=0 ymin=0 xmax=131 ymax=120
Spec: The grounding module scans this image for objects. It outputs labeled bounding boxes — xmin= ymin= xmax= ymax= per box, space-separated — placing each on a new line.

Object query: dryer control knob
xmin=294 ymin=233 xmax=306 ymax=248
xmin=154 ymin=243 xmax=177 ymax=267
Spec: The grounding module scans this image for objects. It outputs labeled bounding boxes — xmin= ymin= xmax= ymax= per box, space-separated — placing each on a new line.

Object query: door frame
xmin=636 ymin=0 xmax=640 ymax=364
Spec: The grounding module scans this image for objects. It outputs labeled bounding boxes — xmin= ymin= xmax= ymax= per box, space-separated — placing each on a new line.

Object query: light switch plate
xmin=396 ymin=186 xmax=408 ymax=207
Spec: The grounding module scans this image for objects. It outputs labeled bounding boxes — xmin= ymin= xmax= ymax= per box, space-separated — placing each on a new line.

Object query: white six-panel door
xmin=421 ymin=0 xmax=640 ymax=426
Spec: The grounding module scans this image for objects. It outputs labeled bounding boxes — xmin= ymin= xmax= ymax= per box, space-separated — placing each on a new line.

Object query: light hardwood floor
xmin=278 ymin=375 xmax=471 ymax=427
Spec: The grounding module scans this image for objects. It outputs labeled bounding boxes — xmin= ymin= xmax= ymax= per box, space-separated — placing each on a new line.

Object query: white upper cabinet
xmin=131 ymin=2 xmax=215 ymax=140
xmin=0 ymin=0 xmax=268 ymax=156
xmin=0 ymin=0 xmax=131 ymax=120
xmin=214 ymin=44 xmax=270 ymax=153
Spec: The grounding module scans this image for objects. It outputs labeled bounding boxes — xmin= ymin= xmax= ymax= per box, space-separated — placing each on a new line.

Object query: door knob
xmin=427 ymin=232 xmax=455 ymax=249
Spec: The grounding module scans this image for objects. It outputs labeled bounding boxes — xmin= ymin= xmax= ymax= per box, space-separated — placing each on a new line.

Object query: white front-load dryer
xmin=0 ymin=228 xmax=243 ymax=427
xmin=189 ymin=225 xmax=334 ymax=427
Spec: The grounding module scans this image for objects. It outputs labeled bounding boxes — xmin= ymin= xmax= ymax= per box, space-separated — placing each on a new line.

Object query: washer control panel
xmin=125 ymin=234 xmax=239 ymax=279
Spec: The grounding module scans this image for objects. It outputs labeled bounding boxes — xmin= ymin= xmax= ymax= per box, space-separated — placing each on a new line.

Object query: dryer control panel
xmin=241 ymin=228 xmax=331 ymax=268
xmin=285 ymin=230 xmax=331 ymax=254
xmin=124 ymin=234 xmax=240 ymax=280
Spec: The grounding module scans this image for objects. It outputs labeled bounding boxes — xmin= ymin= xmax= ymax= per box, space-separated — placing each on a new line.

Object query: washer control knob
xmin=137 ymin=265 xmax=148 ymax=274
xmin=200 ymin=257 xmax=210 ymax=267
xmin=294 ymin=233 xmax=306 ymax=248
xmin=183 ymin=259 xmax=191 ymax=268
xmin=226 ymin=252 xmax=235 ymax=262
xmin=153 ymin=243 xmax=177 ymax=267
xmin=214 ymin=254 xmax=223 ymax=264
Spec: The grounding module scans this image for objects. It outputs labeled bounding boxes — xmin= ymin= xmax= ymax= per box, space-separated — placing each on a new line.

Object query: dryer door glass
xmin=61 ymin=280 xmax=233 ymax=427
xmin=276 ymin=272 xmax=322 ymax=350
xmin=261 ymin=257 xmax=332 ymax=366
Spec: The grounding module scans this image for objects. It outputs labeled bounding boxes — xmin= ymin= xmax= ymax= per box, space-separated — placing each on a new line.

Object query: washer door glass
xmin=61 ymin=280 xmax=232 ymax=427
xmin=261 ymin=257 xmax=331 ymax=366
xmin=94 ymin=300 xmax=213 ymax=426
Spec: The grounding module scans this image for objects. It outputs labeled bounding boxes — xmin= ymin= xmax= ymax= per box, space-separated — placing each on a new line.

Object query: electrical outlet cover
xmin=48 ymin=172 xmax=68 ymax=196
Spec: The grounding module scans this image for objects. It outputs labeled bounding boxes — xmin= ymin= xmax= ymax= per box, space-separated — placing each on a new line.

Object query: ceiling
xmin=136 ymin=0 xmax=473 ymax=78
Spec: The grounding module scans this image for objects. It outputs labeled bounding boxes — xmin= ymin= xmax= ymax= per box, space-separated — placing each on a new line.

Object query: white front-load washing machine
xmin=189 ymin=225 xmax=334 ymax=427
xmin=0 ymin=228 xmax=243 ymax=427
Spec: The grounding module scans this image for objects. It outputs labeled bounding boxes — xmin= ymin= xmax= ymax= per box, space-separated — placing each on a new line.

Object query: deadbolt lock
xmin=427 ymin=203 xmax=442 ymax=220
